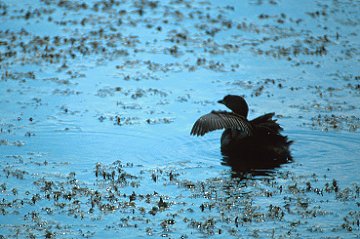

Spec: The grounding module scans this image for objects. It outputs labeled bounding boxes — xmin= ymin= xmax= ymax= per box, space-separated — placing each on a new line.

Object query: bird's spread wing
xmin=190 ymin=111 xmax=253 ymax=136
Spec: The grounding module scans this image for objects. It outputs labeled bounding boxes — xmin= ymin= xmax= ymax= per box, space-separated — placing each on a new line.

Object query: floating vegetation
xmin=1 ymin=159 xmax=359 ymax=238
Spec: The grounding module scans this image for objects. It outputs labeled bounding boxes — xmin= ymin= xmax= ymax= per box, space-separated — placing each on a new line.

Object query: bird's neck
xmin=232 ymin=107 xmax=248 ymax=118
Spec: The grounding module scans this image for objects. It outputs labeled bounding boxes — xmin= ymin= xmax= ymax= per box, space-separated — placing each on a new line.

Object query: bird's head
xmin=218 ymin=95 xmax=249 ymax=118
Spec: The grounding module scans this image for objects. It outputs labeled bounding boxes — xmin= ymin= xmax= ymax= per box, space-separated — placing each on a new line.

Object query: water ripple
xmin=288 ymin=129 xmax=360 ymax=183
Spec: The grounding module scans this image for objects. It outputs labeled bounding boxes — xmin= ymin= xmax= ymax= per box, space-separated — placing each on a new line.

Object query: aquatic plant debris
xmin=1 ymin=0 xmax=359 ymax=238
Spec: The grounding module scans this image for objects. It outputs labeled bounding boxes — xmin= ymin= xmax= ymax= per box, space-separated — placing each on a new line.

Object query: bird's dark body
xmin=191 ymin=95 xmax=292 ymax=172
xmin=220 ymin=114 xmax=292 ymax=162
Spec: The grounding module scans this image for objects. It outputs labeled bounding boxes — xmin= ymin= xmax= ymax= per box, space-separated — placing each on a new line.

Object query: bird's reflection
xmin=221 ymin=152 xmax=292 ymax=178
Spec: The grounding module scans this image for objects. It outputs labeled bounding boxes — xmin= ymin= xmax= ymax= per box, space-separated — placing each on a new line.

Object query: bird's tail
xmin=250 ymin=113 xmax=282 ymax=134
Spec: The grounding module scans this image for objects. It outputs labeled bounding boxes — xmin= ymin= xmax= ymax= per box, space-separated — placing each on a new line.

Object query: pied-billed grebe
xmin=191 ymin=95 xmax=292 ymax=167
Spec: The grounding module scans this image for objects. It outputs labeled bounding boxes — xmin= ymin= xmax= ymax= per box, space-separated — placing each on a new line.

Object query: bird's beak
xmin=217 ymin=99 xmax=224 ymax=104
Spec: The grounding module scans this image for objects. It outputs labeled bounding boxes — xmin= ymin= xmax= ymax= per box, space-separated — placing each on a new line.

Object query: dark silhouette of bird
xmin=191 ymin=95 xmax=292 ymax=173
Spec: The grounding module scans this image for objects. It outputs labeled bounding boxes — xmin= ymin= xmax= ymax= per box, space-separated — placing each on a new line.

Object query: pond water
xmin=0 ymin=0 xmax=359 ymax=238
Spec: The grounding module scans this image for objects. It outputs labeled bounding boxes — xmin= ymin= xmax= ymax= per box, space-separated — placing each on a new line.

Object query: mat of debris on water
xmin=0 ymin=0 xmax=359 ymax=238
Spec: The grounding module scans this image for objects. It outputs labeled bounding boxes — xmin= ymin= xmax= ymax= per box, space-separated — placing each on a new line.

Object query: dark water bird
xmin=191 ymin=95 xmax=292 ymax=173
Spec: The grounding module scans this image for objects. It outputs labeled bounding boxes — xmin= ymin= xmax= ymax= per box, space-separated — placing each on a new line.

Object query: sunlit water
xmin=1 ymin=0 xmax=359 ymax=238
